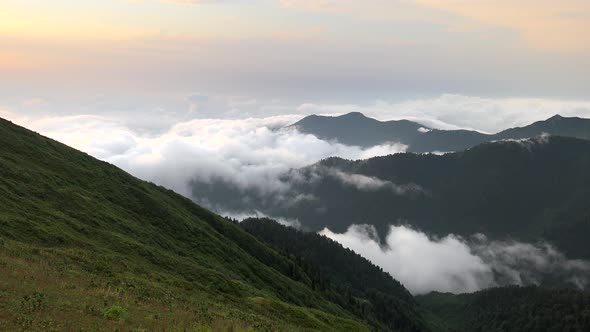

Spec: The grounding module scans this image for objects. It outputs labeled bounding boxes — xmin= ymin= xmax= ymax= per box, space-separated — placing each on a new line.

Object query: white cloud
xmin=470 ymin=235 xmax=590 ymax=289
xmin=223 ymin=210 xmax=302 ymax=229
xmin=321 ymin=225 xmax=492 ymax=294
xmin=6 ymin=93 xmax=590 ymax=135
xmin=330 ymin=169 xmax=421 ymax=194
xmin=321 ymin=224 xmax=590 ymax=294
xmin=492 ymin=132 xmax=551 ymax=150
xmin=3 ymin=92 xmax=590 ymax=205
xmin=2 ymin=111 xmax=406 ymax=198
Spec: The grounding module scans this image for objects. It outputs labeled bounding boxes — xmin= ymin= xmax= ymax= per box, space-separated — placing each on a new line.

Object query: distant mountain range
xmin=291 ymin=112 xmax=590 ymax=152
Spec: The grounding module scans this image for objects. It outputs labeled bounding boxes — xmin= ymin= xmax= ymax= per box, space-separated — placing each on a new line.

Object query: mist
xmin=321 ymin=224 xmax=590 ymax=295
xmin=2 ymin=113 xmax=406 ymax=198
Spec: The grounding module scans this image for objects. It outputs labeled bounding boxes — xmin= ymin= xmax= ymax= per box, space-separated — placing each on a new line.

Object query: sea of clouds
xmin=3 ymin=93 xmax=590 ymax=294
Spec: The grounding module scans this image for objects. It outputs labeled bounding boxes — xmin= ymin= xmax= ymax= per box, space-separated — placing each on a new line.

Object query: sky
xmin=1 ymin=0 xmax=590 ymax=120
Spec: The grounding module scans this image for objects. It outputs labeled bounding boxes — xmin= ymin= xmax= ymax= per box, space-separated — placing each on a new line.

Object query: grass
xmin=0 ymin=117 xmax=372 ymax=331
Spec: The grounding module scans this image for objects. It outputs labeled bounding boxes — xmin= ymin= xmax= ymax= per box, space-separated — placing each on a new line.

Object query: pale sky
xmin=1 ymin=0 xmax=589 ymax=120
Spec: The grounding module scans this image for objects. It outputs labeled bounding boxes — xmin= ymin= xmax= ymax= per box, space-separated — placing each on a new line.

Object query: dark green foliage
xmin=206 ymin=136 xmax=590 ymax=262
xmin=240 ymin=217 xmax=428 ymax=332
xmin=103 ymin=305 xmax=128 ymax=321
xmin=304 ymin=136 xmax=590 ymax=257
xmin=417 ymin=286 xmax=590 ymax=332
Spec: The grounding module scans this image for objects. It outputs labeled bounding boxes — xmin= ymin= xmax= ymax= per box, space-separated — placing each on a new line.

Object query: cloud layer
xmin=4 ymin=93 xmax=590 ymax=204
xmin=321 ymin=224 xmax=590 ymax=294
xmin=4 ymin=96 xmax=590 ymax=295
xmin=4 ymin=112 xmax=406 ymax=198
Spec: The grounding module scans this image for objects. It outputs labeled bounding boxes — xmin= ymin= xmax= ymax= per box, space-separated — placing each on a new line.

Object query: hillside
xmin=239 ymin=220 xmax=590 ymax=332
xmin=291 ymin=113 xmax=590 ymax=152
xmin=192 ymin=136 xmax=590 ymax=261
xmin=0 ymin=117 xmax=427 ymax=331
xmin=417 ymin=286 xmax=590 ymax=332
xmin=239 ymin=218 xmax=423 ymax=332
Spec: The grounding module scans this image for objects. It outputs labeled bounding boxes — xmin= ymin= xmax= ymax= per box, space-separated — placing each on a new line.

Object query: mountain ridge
xmin=190 ymin=135 xmax=590 ymax=262
xmin=291 ymin=112 xmax=590 ymax=152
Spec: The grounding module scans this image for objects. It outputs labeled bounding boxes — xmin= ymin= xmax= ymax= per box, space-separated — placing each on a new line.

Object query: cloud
xmin=2 ymin=111 xmax=406 ymax=198
xmin=321 ymin=168 xmax=422 ymax=194
xmin=280 ymin=0 xmax=333 ymax=11
xmin=332 ymin=171 xmax=400 ymax=191
xmin=130 ymin=0 xmax=223 ymax=5
xmin=492 ymin=132 xmax=551 ymax=150
xmin=223 ymin=210 xmax=302 ymax=229
xmin=321 ymin=225 xmax=492 ymax=294
xmin=471 ymin=234 xmax=590 ymax=289
xmin=7 ymin=93 xmax=590 ymax=140
xmin=321 ymin=224 xmax=590 ymax=294
xmin=3 ymin=92 xmax=590 ymax=209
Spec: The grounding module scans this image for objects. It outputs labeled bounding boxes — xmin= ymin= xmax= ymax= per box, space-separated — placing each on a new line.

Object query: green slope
xmin=0 ymin=117 xmax=394 ymax=331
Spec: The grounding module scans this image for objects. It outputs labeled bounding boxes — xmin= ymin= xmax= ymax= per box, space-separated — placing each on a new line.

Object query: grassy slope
xmin=0 ymin=118 xmax=371 ymax=331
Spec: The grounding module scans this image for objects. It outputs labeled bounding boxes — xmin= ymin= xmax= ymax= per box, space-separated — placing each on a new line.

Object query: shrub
xmin=21 ymin=292 xmax=47 ymax=313
xmin=102 ymin=305 xmax=128 ymax=321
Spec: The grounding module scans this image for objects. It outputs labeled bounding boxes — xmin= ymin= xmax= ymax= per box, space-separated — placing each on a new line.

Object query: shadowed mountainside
xmin=192 ymin=136 xmax=590 ymax=261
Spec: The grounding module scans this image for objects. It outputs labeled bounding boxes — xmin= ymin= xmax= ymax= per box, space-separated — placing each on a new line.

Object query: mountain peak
xmin=339 ymin=112 xmax=368 ymax=119
xmin=547 ymin=114 xmax=564 ymax=121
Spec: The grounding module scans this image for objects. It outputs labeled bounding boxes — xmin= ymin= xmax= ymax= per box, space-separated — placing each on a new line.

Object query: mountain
xmin=417 ymin=286 xmax=590 ymax=332
xmin=239 ymin=218 xmax=425 ymax=332
xmin=0 ymin=117 xmax=428 ymax=331
xmin=495 ymin=114 xmax=590 ymax=140
xmin=192 ymin=136 xmax=590 ymax=260
xmin=291 ymin=112 xmax=426 ymax=148
xmin=239 ymin=218 xmax=590 ymax=332
xmin=291 ymin=136 xmax=590 ymax=259
xmin=3 ymin=117 xmax=590 ymax=330
xmin=291 ymin=113 xmax=590 ymax=152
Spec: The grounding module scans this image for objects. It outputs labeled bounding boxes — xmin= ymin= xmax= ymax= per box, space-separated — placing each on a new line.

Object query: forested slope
xmin=0 ymin=117 xmax=426 ymax=331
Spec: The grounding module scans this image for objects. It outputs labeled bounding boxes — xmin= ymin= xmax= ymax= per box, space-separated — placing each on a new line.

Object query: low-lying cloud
xmin=4 ymin=112 xmax=406 ymax=198
xmin=331 ymin=169 xmax=422 ymax=194
xmin=321 ymin=224 xmax=590 ymax=295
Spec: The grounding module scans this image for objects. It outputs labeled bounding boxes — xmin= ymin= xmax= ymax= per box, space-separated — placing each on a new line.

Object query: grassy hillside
xmin=0 ymin=117 xmax=422 ymax=331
